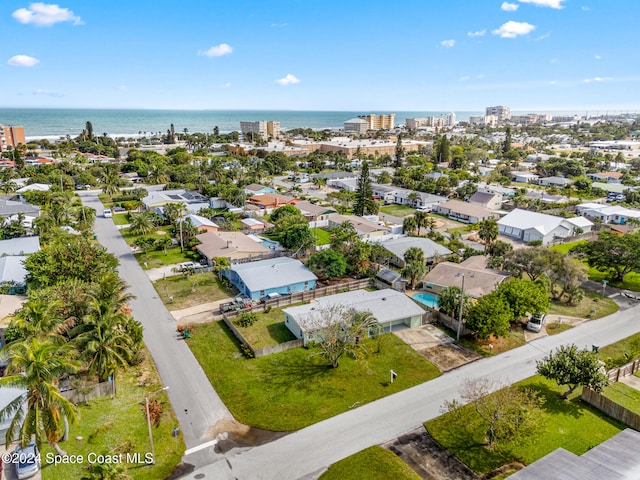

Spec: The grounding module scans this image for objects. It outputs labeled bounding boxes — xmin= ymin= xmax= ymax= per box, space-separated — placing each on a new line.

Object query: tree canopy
xmin=571 ymin=231 xmax=640 ymax=282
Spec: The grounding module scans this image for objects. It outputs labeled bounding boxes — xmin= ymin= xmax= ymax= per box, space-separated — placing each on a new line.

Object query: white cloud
xmin=440 ymin=39 xmax=455 ymax=48
xmin=518 ymin=0 xmax=565 ymax=9
xmin=33 ymin=88 xmax=63 ymax=97
xmin=458 ymin=76 xmax=471 ymax=82
xmin=583 ymin=77 xmax=613 ymax=83
xmin=12 ymin=3 xmax=83 ymax=26
xmin=501 ymin=2 xmax=519 ymax=11
xmin=467 ymin=29 xmax=486 ymax=37
xmin=270 ymin=23 xmax=288 ymax=28
xmin=582 ymin=6 xmax=590 ymax=11
xmin=549 ymin=80 xmax=558 ymax=85
xmin=199 ymin=43 xmax=233 ymax=57
xmin=533 ymin=32 xmax=552 ymax=41
xmin=118 ymin=85 xmax=127 ymax=91
xmin=275 ymin=74 xmax=300 ymax=86
xmin=492 ymin=21 xmax=536 ymax=38
xmin=594 ymin=55 xmax=601 ymax=60
xmin=219 ymin=82 xmax=232 ymax=88
xmin=476 ymin=73 xmax=486 ymax=80
xmin=7 ymin=54 xmax=40 ymax=67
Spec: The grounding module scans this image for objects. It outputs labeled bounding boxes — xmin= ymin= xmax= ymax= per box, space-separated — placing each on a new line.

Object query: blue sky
xmin=1 ymin=0 xmax=639 ymax=111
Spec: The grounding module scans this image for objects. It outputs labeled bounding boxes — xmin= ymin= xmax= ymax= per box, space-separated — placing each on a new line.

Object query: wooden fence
xmin=60 ymin=379 xmax=116 ymax=404
xmin=606 ymin=359 xmax=640 ymax=382
xmin=581 ymin=388 xmax=640 ymax=431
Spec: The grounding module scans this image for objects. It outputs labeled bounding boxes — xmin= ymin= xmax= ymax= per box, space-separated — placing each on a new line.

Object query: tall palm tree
xmin=101 ymin=166 xmax=120 ymax=197
xmin=478 ymin=220 xmax=499 ymax=246
xmin=403 ymin=216 xmax=417 ymax=236
xmin=0 ymin=338 xmax=79 ymax=453
xmin=72 ymin=301 xmax=133 ymax=383
xmin=414 ymin=211 xmax=430 ymax=236
xmin=88 ymin=272 xmax=135 ymax=313
xmin=9 ymin=299 xmax=71 ymax=343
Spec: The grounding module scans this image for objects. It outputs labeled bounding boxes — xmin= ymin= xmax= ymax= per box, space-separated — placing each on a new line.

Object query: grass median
xmin=186 ymin=320 xmax=440 ymax=431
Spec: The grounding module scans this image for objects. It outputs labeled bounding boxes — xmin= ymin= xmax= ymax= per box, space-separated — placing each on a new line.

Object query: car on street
xmin=103 ymin=208 xmax=113 ymax=218
xmin=15 ymin=441 xmax=40 ymax=479
xmin=527 ymin=313 xmax=546 ymax=333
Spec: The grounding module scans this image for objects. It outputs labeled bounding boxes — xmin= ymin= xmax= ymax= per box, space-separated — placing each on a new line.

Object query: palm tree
xmin=128 ymin=213 xmax=157 ymax=235
xmin=414 ymin=211 xmax=431 ymax=236
xmin=88 ymin=272 xmax=135 ymax=313
xmin=403 ymin=216 xmax=417 ymax=236
xmin=478 ymin=220 xmax=499 ymax=246
xmin=9 ymin=299 xmax=71 ymax=343
xmin=72 ymin=302 xmax=133 ymax=383
xmin=0 ymin=338 xmax=79 ymax=453
xmin=407 ymin=192 xmax=420 ymax=207
xmin=101 ymin=166 xmax=120 ymax=197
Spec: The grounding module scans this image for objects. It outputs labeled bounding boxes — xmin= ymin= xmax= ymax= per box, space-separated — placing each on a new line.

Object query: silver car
xmin=15 ymin=442 xmax=40 ymax=479
xmin=527 ymin=313 xmax=546 ymax=333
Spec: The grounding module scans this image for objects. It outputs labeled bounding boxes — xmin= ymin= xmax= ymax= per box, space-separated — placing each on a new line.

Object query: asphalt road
xmin=78 ymin=192 xmax=231 ymax=468
xmin=182 ymin=301 xmax=640 ymax=480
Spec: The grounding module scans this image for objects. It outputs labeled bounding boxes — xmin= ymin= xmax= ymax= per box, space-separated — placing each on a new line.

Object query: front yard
xmin=319 ymin=446 xmax=421 ymax=480
xmin=380 ymin=205 xmax=416 ymax=217
xmin=42 ymin=354 xmax=184 ymax=480
xmin=233 ymin=307 xmax=297 ymax=349
xmin=425 ymin=375 xmax=624 ymax=475
xmin=186 ymin=320 xmax=440 ymax=431
xmin=547 ymin=289 xmax=618 ymax=319
xmin=153 ymin=274 xmax=237 ymax=311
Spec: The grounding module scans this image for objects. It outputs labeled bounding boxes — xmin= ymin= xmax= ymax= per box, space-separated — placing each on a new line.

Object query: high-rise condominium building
xmin=240 ymin=121 xmax=281 ymax=140
xmin=485 ymin=106 xmax=511 ymax=121
xmin=0 ymin=124 xmax=26 ymax=152
xmin=358 ymin=114 xmax=395 ymax=130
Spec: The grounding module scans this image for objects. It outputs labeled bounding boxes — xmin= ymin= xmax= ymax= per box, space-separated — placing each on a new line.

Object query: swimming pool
xmin=260 ymin=237 xmax=281 ymax=250
xmin=412 ymin=292 xmax=440 ymax=308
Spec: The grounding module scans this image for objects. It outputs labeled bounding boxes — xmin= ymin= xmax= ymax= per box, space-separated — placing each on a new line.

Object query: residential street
xmin=182 ymin=302 xmax=640 ymax=480
xmin=78 ymin=192 xmax=232 ymax=468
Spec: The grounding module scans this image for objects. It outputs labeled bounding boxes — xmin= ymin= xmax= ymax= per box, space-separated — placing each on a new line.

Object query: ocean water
xmin=0 ymin=108 xmax=483 ymax=140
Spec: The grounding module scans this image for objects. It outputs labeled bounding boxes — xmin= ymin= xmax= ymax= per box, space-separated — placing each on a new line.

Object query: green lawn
xmin=319 ymin=446 xmax=421 ymax=480
xmin=186 ymin=321 xmax=440 ymax=431
xmin=42 ymin=355 xmax=184 ymax=480
xmin=603 ymin=381 xmax=640 ymax=413
xmin=313 ymin=228 xmax=332 ymax=246
xmin=234 ymin=307 xmax=296 ymax=349
xmin=547 ymin=289 xmax=618 ymax=319
xmin=550 ymin=241 xmax=640 ymax=291
xmin=425 ymin=375 xmax=624 ymax=474
xmin=112 ymin=213 xmax=131 ymax=225
xmin=546 ymin=323 xmax=573 ymax=335
xmin=380 ymin=205 xmax=416 ymax=217
xmin=136 ymin=247 xmax=197 ymax=269
xmin=154 ymin=274 xmax=237 ymax=311
xmin=597 ymin=332 xmax=640 ymax=369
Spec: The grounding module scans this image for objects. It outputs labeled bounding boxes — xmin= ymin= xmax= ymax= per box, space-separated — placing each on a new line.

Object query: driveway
xmin=77 ymin=192 xmax=232 ymax=468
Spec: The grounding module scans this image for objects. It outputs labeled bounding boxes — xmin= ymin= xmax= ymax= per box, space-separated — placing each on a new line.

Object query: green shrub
xmin=236 ymin=312 xmax=258 ymax=328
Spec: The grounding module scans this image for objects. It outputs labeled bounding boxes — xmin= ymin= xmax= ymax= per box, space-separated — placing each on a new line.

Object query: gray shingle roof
xmin=380 ymin=237 xmax=452 ymax=260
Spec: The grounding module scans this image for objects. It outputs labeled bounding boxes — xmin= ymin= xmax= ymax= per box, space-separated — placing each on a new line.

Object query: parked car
xmin=178 ymin=262 xmax=198 ymax=272
xmin=416 ymin=206 xmax=432 ymax=212
xmin=260 ymin=292 xmax=282 ymax=303
xmin=527 ymin=313 xmax=546 ymax=333
xmin=103 ymin=208 xmax=113 ymax=218
xmin=15 ymin=442 xmax=40 ymax=479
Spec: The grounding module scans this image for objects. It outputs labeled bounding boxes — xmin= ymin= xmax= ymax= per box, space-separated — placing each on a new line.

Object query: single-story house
xmin=195 ymin=231 xmax=270 ymax=264
xmin=141 ymin=189 xmax=209 ymax=210
xmin=511 ymin=172 xmax=539 ymax=183
xmin=295 ymin=201 xmax=337 ymax=227
xmin=591 ymin=182 xmax=627 ymax=194
xmin=311 ymin=171 xmax=358 ymax=182
xmin=240 ymin=217 xmax=272 ymax=232
xmin=468 ymin=191 xmax=503 ymax=210
xmin=244 ymin=183 xmax=276 ymax=196
xmin=537 ymin=176 xmax=573 ymax=188
xmin=578 ymin=204 xmax=640 ymax=225
xmin=223 ymin=257 xmax=317 ymax=301
xmin=185 ymin=214 xmax=219 ymax=233
xmin=421 ymin=256 xmax=510 ymax=298
xmin=327 ymin=214 xmax=389 ymax=242
xmin=284 ymin=289 xmax=426 ymax=345
xmin=379 ymin=236 xmax=452 ymax=268
xmin=510 ymin=429 xmax=640 ymax=480
xmin=16 ymin=183 xmax=51 ymax=193
xmin=0 ymin=236 xmax=40 ymax=256
xmin=587 ymin=171 xmax=624 ymax=184
xmin=497 ymin=209 xmax=593 ymax=245
xmin=433 ymin=200 xmax=497 ymax=224
xmin=247 ymin=193 xmax=299 ymax=210
xmin=476 ymin=183 xmax=516 ymax=201
xmin=0 ymin=199 xmax=40 ymax=221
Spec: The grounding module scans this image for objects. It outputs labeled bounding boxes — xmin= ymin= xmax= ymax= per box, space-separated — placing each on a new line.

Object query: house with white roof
xmin=223 ymin=257 xmax=317 ymax=301
xmin=578 ymin=204 xmax=640 ymax=225
xmin=511 ymin=172 xmax=539 ymax=183
xmin=185 ymin=214 xmax=219 ymax=233
xmin=283 ymin=289 xmax=426 ymax=345
xmin=497 ymin=209 xmax=593 ymax=245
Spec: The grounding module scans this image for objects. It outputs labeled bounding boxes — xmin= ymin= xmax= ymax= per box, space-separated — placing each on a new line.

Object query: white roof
xmin=498 ymin=209 xmax=565 ymax=235
xmin=564 ymin=217 xmax=594 ymax=228
xmin=284 ymin=289 xmax=425 ymax=332
xmin=241 ymin=217 xmax=263 ymax=227
xmin=380 ymin=236 xmax=452 ymax=260
xmin=0 ymin=256 xmax=28 ymax=284
xmin=230 ymin=257 xmax=317 ymax=292
xmin=16 ymin=183 xmax=51 ymax=193
xmin=186 ymin=214 xmax=219 ymax=228
xmin=0 ymin=236 xmax=40 ymax=256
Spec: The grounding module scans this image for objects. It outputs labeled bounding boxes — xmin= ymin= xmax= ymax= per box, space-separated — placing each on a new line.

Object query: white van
xmin=103 ymin=208 xmax=113 ymax=218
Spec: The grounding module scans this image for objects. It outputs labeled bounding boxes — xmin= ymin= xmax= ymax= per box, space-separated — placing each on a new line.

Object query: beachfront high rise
xmin=0 ymin=124 xmax=26 ymax=152
xmin=357 ymin=114 xmax=395 ymax=130
xmin=485 ymin=105 xmax=511 ymax=122
xmin=240 ymin=121 xmax=281 ymax=140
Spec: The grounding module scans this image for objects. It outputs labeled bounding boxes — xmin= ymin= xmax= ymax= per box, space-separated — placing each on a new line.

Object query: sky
xmin=1 ymin=0 xmax=639 ymax=112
